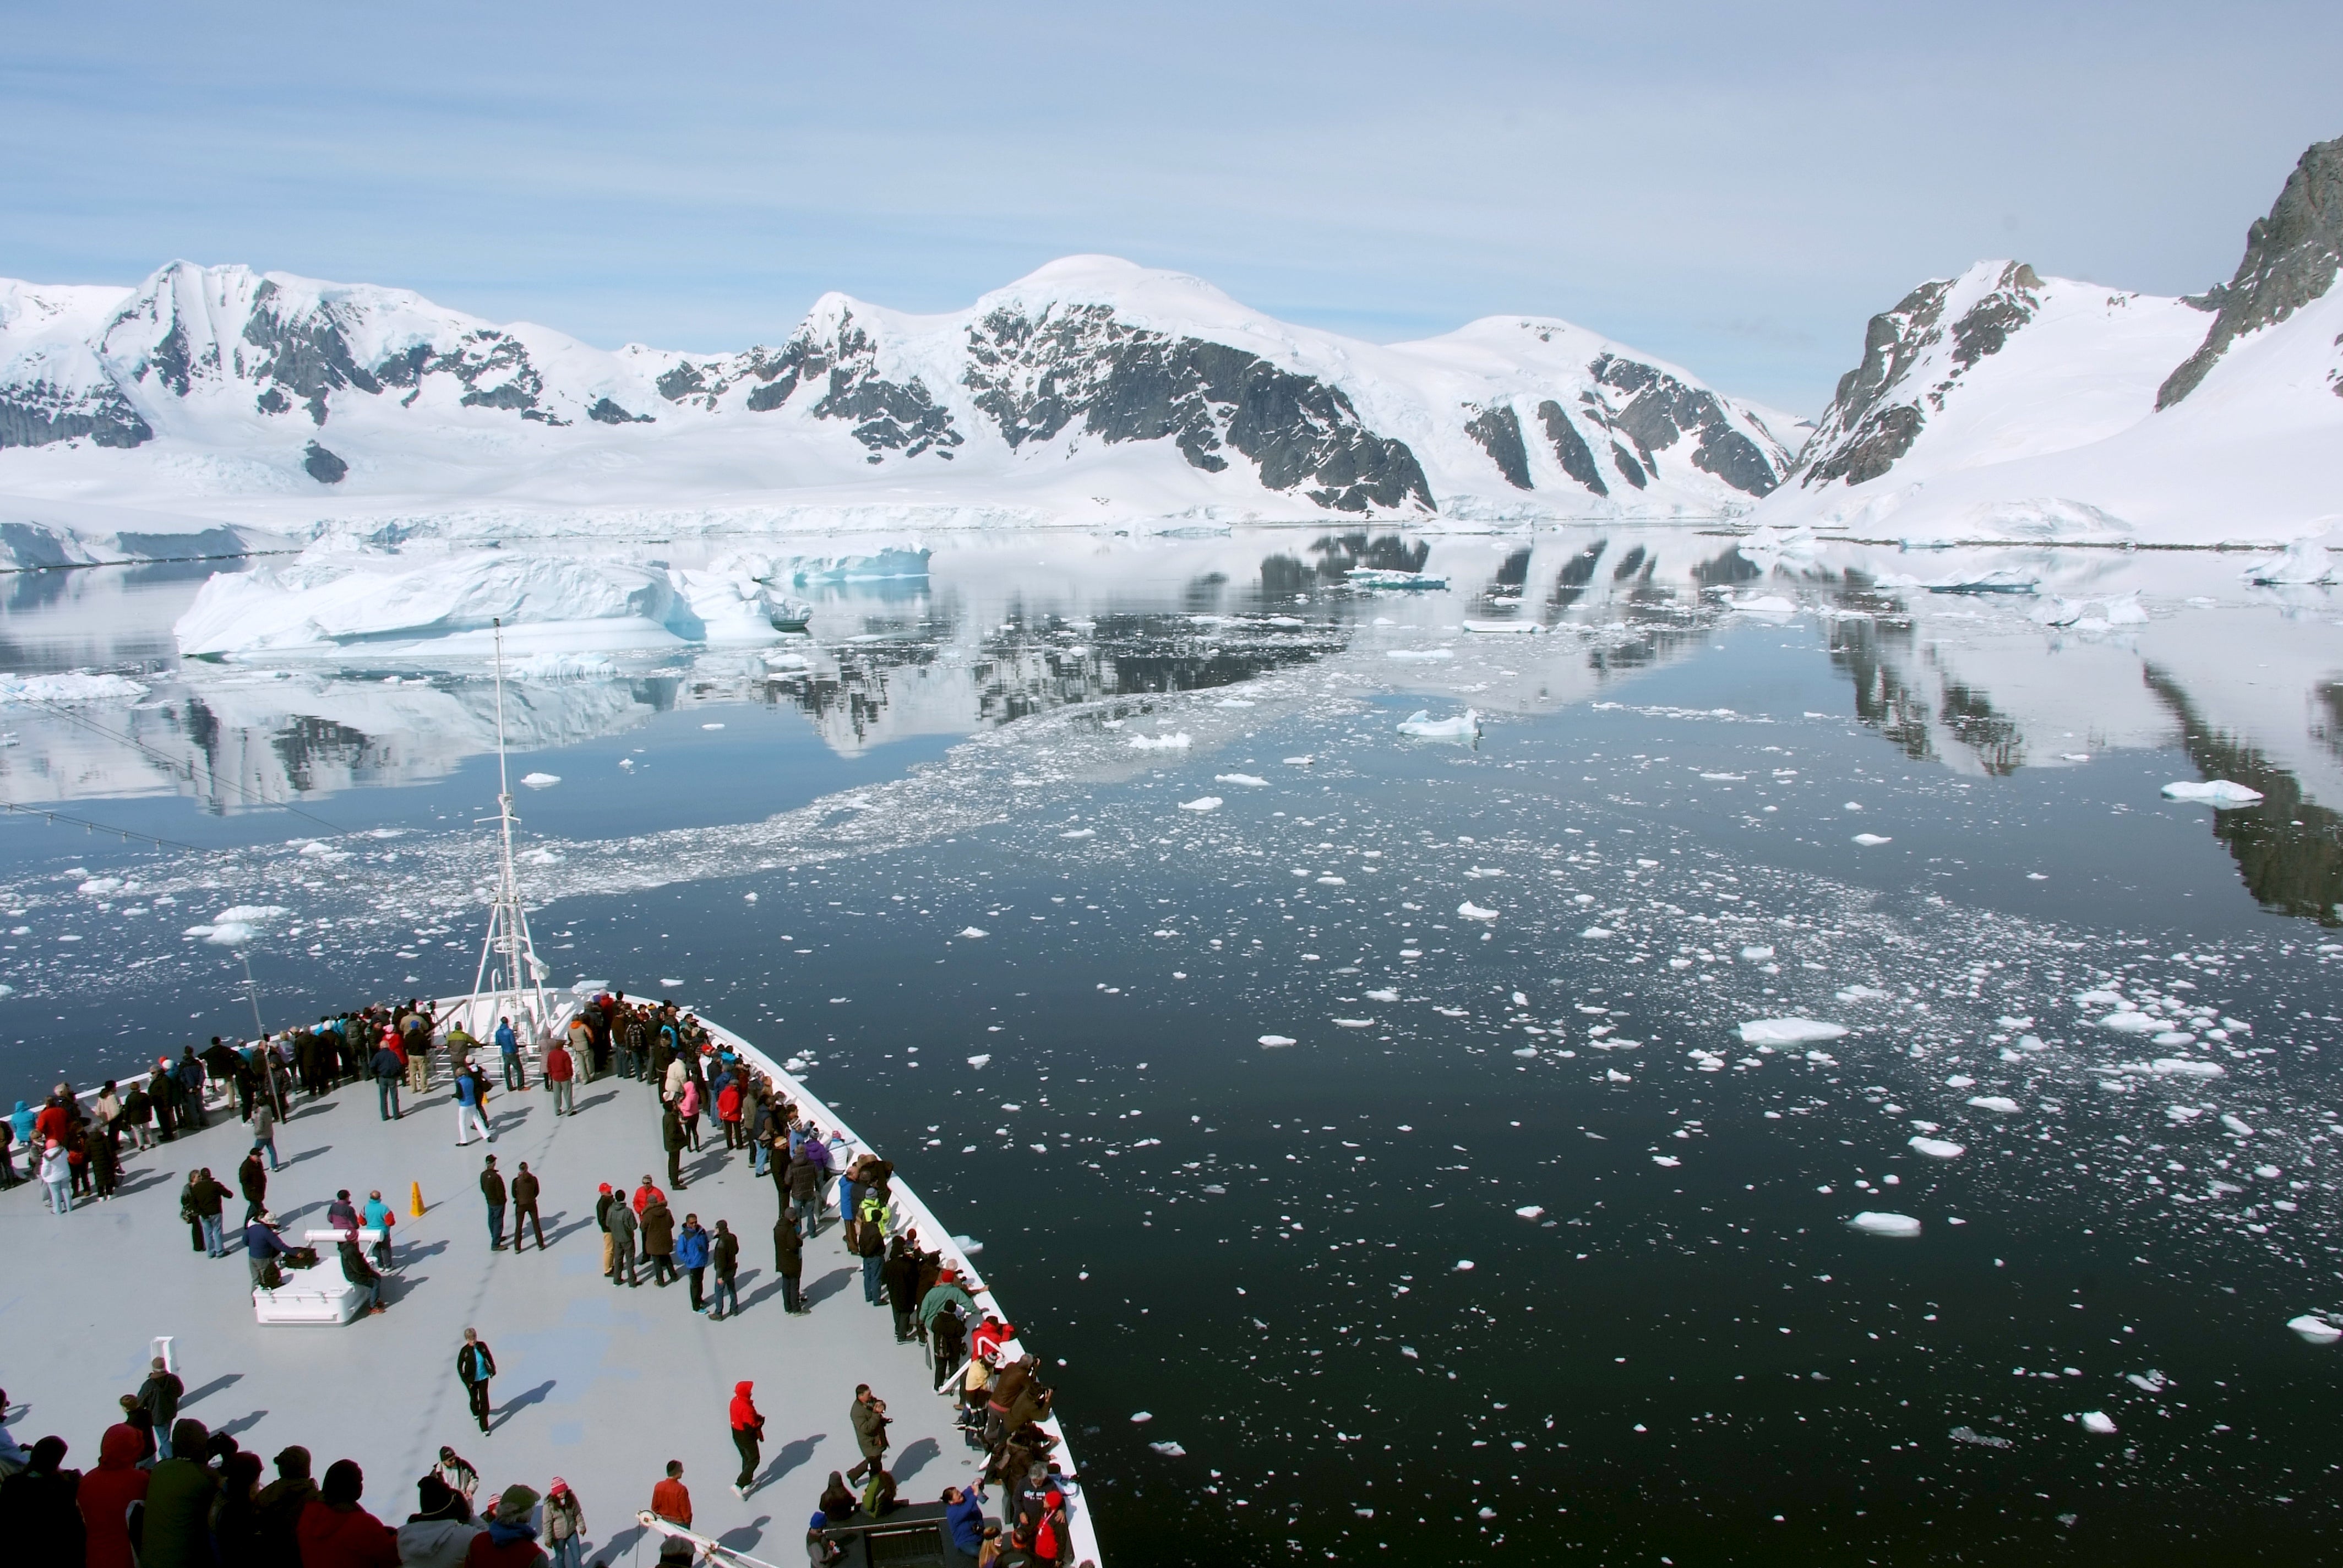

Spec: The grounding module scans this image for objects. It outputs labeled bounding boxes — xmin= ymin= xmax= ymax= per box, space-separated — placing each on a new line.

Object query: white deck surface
xmin=0 ymin=1035 xmax=1002 ymax=1565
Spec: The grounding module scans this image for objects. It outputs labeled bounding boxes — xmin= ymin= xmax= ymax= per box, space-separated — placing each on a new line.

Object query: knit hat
xmin=549 ymin=1477 xmax=570 ymax=1496
xmin=495 ymin=1483 xmax=539 ymax=1522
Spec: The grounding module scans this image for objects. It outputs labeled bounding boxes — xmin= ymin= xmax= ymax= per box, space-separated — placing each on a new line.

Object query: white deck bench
xmin=250 ymin=1230 xmax=387 ymax=1326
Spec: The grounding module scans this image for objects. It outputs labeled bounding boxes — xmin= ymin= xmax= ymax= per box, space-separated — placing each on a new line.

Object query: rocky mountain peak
xmin=2159 ymin=135 xmax=2343 ymax=409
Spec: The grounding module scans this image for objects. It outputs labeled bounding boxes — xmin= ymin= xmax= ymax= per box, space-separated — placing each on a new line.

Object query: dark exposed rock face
xmin=586 ymin=397 xmax=653 ymax=425
xmin=662 ymin=312 xmax=963 ymax=458
xmin=1536 ymin=399 xmax=1606 ymax=496
xmin=240 ymin=278 xmax=384 ymax=423
xmin=2159 ymin=137 xmax=2343 ymax=409
xmin=302 ymin=440 xmax=348 ymax=483
xmin=1798 ymin=262 xmax=2042 ymax=489
xmin=0 ymin=379 xmax=152 ymax=449
xmin=1464 ymin=405 xmax=1532 ymax=489
xmin=1576 ymin=353 xmax=1780 ymax=497
xmin=961 ymin=302 xmax=1432 ymax=511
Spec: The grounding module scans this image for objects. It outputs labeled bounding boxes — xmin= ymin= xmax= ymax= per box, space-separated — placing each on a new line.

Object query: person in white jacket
xmin=37 ymin=1138 xmax=70 ymax=1215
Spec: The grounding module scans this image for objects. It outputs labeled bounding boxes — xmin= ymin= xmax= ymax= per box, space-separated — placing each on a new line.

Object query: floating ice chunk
xmin=1725 ymin=594 xmax=1799 ymax=615
xmin=1740 ymin=945 xmax=1775 ymax=961
xmin=1059 ymin=829 xmax=1096 ymax=839
xmin=1283 ymin=756 xmax=1313 ymax=766
xmin=204 ymin=923 xmax=255 ymax=946
xmin=1739 ymin=1018 xmax=1848 ymax=1046
xmin=1851 ymin=833 xmax=1893 ymax=847
xmin=1512 ymin=1046 xmax=1538 ymax=1058
xmin=1580 ymin=927 xmax=1614 ymax=939
xmin=1214 ymin=774 xmax=1269 ymax=787
xmin=77 ymin=877 xmax=123 ymax=895
xmin=1333 ymin=1018 xmax=1377 ymax=1028
xmin=1397 ymin=709 xmax=1480 ymax=741
xmin=524 ymin=848 xmax=563 ymax=864
xmin=1365 ymin=988 xmax=1399 ymax=1003
xmin=1946 ymin=1074 xmax=1976 ymax=1088
xmin=966 ymin=1054 xmax=991 ymax=1069
xmin=2074 ymin=989 xmax=2126 ymax=1007
xmin=0 ymin=670 xmax=149 ymax=704
xmin=1462 ymin=620 xmax=1541 ymax=635
xmin=701 ymin=722 xmax=725 ymax=730
xmin=1178 ymin=797 xmax=1223 ymax=813
xmin=2078 ymin=1411 xmax=2118 ymax=1436
xmin=1849 ymin=1212 xmax=1922 ymax=1238
xmin=1213 ymin=698 xmax=1255 ymax=708
xmin=2153 ymin=1058 xmax=2224 ymax=1078
xmin=215 ymin=905 xmax=289 ymax=924
xmin=958 ymin=927 xmax=989 ymax=939
xmin=1386 ymin=647 xmax=1454 ymax=661
xmin=1515 ymin=1205 xmax=1546 ymax=1220
xmin=2153 ymin=1031 xmax=2197 ymax=1047
xmin=1835 ymin=985 xmax=1891 ymax=1003
xmin=2161 ymin=780 xmax=2264 ymax=807
xmin=2221 ymin=1113 xmax=2255 ymax=1136
xmin=1457 ymin=901 xmax=1499 ymax=922
xmin=1701 ymin=772 xmax=1746 ymax=782
xmin=521 ymin=772 xmax=562 ymax=788
xmin=1129 ymin=732 xmax=1192 ymax=752
xmin=1605 ymin=1068 xmax=1631 ymax=1083
xmin=1653 ymin=1155 xmax=1682 ymax=1167
xmin=744 ymin=892 xmax=757 ymax=902
xmin=1149 ymin=1440 xmax=1187 ymax=1457
xmin=2096 ymin=1011 xmax=2159 ymax=1033
xmin=2126 ymin=1370 xmax=2169 ymax=1393
xmin=1258 ymin=1035 xmax=1297 ymax=1048
xmin=661 ymin=977 xmax=686 ymax=987
xmin=1967 ymin=1096 xmax=2022 ymax=1114
xmin=2289 ymin=1314 xmax=2343 ymax=1344
xmin=1130 ymin=1411 xmax=1154 ymax=1424
xmin=2243 ymin=537 xmax=2336 ymax=586
xmin=1949 ymin=1425 xmax=2014 ymax=1450
xmin=1909 ymin=1136 xmax=1966 ymax=1159
xmin=1454 ymin=1259 xmax=1476 ymax=1271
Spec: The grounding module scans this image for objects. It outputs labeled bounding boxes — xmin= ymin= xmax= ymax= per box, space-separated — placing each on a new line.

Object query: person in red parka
xmin=78 ymin=1421 xmax=150 ymax=1568
xmin=545 ymin=1041 xmax=576 ymax=1118
xmin=296 ymin=1459 xmax=400 ymax=1568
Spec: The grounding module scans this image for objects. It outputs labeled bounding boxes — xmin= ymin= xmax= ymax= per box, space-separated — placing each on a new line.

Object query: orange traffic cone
xmin=410 ymin=1181 xmax=426 ymax=1217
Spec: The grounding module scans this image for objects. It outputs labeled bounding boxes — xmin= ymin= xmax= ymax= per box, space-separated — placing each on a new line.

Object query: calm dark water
xmin=6 ymin=532 xmax=2343 ymax=1562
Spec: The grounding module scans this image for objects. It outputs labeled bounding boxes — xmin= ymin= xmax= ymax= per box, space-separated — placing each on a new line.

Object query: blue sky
xmin=2 ymin=1 xmax=2336 ymax=413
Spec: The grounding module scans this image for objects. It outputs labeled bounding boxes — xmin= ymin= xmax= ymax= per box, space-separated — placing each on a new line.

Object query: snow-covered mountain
xmin=0 ymin=255 xmax=1797 ymax=554
xmin=1753 ymin=136 xmax=2343 ymax=547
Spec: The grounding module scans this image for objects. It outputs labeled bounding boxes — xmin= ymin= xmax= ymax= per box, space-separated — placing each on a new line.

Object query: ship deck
xmin=0 ymin=1006 xmax=1067 ymax=1565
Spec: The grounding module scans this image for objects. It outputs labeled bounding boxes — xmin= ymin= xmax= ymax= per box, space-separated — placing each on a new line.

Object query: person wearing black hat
xmin=397 ymin=1472 xmax=486 ymax=1567
xmin=253 ymin=1446 xmax=316 ymax=1567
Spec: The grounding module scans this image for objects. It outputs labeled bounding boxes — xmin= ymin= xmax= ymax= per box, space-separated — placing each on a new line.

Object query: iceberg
xmin=1725 ymin=594 xmax=1799 ymax=615
xmin=1908 ymin=1136 xmax=1966 ymax=1159
xmin=1397 ymin=709 xmax=1480 ymax=741
xmin=2287 ymin=1314 xmax=2342 ymax=1345
xmin=1455 ymin=901 xmax=1499 ymax=921
xmin=2243 ymin=537 xmax=2335 ymax=586
xmin=0 ymin=671 xmax=150 ymax=705
xmin=2161 ymin=780 xmax=2265 ymax=807
xmin=1737 ymin=1018 xmax=1849 ymax=1046
xmin=1849 ymin=1212 xmax=1922 ymax=1238
xmin=1178 ymin=796 xmax=1222 ymax=813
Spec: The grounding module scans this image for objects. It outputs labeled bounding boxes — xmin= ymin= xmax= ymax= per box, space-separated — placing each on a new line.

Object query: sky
xmin=1 ymin=2 xmax=2337 ymax=415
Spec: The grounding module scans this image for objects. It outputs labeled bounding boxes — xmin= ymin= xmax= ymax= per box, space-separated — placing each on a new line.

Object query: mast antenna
xmin=468 ymin=617 xmax=552 ymax=1047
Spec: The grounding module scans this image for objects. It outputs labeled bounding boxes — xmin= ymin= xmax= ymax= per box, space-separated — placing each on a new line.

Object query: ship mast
xmin=468 ymin=617 xmax=551 ymax=1046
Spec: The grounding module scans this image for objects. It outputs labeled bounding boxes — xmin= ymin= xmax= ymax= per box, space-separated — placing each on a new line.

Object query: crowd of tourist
xmin=0 ymin=990 xmax=1089 ymax=1567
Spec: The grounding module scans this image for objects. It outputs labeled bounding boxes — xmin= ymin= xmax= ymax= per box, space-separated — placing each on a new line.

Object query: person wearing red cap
xmin=544 ymin=1478 xmax=585 ymax=1568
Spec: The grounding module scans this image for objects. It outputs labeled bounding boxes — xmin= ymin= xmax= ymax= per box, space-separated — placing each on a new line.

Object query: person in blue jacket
xmin=675 ymin=1213 xmax=713 ymax=1313
xmin=943 ymin=1485 xmax=986 ymax=1556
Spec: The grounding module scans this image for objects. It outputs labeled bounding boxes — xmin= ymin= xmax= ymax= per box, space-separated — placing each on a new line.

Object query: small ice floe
xmin=1130 ymin=1411 xmax=1154 ymax=1424
xmin=1580 ymin=926 xmax=1614 ymax=940
xmin=1179 ymin=797 xmax=1223 ymax=813
xmin=1258 ymin=1035 xmax=1297 ymax=1048
xmin=2221 ymin=1113 xmax=2255 ymax=1136
xmin=1059 ymin=828 xmax=1096 ymax=839
xmin=1365 ymin=988 xmax=1399 ymax=1003
xmin=2126 ymin=1370 xmax=2170 ymax=1393
xmin=1739 ymin=1018 xmax=1848 ymax=1046
xmin=2032 ymin=593 xmax=2147 ymax=630
xmin=1129 ymin=732 xmax=1192 ymax=751
xmin=958 ymin=927 xmax=989 ymax=938
xmin=1653 ymin=1155 xmax=1682 ymax=1168
xmin=2078 ymin=1412 xmax=2118 ymax=1436
xmin=1725 ymin=594 xmax=1799 ymax=616
xmin=1349 ymin=569 xmax=1447 ymax=591
xmin=2161 ymin=780 xmax=2264 ymax=807
xmin=1836 ymin=985 xmax=1891 ymax=1003
xmin=966 ymin=1054 xmax=992 ymax=1069
xmin=2096 ymin=1010 xmax=2160 ymax=1033
xmin=1851 ymin=833 xmax=1893 ymax=847
xmin=701 ymin=722 xmax=726 ymax=730
xmin=1386 ymin=647 xmax=1454 ymax=661
xmin=521 ymin=772 xmax=561 ymax=788
xmin=1333 ymin=1018 xmax=1377 ymax=1029
xmin=1149 ymin=1440 xmax=1187 ymax=1457
xmin=1457 ymin=901 xmax=1499 ymax=922
xmin=1605 ymin=1068 xmax=1631 ymax=1083
xmin=1397 ymin=708 xmax=1480 ymax=740
xmin=1516 ymin=1205 xmax=1547 ymax=1221
xmin=1463 ymin=620 xmax=1541 ymax=635
xmin=2243 ymin=537 xmax=2336 ymax=586
xmin=1740 ymin=945 xmax=1775 ymax=961
xmin=744 ymin=892 xmax=758 ymax=902
xmin=1849 ymin=1212 xmax=1922 ymax=1238
xmin=1214 ymin=774 xmax=1269 ymax=787
xmin=1966 ymin=1096 xmax=2022 ymax=1114
xmin=1283 ymin=755 xmax=1314 ymax=766
xmin=2152 ymin=1058 xmax=2224 ymax=1078
xmin=1512 ymin=1046 xmax=1539 ymax=1059
xmin=1908 ymin=1136 xmax=1966 ymax=1159
xmin=2287 ymin=1314 xmax=2343 ymax=1344
xmin=1702 ymin=772 xmax=1746 ymax=782
xmin=1213 ymin=698 xmax=1256 ymax=708
xmin=203 ymin=923 xmax=255 ymax=946
xmin=1454 ymin=1259 xmax=1476 ymax=1271
xmin=661 ymin=977 xmax=687 ymax=987
xmin=1948 ymin=1426 xmax=2014 ymax=1450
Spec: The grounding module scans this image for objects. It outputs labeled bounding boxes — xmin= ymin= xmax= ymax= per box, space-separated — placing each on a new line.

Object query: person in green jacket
xmin=140 ymin=1419 xmax=219 ymax=1568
